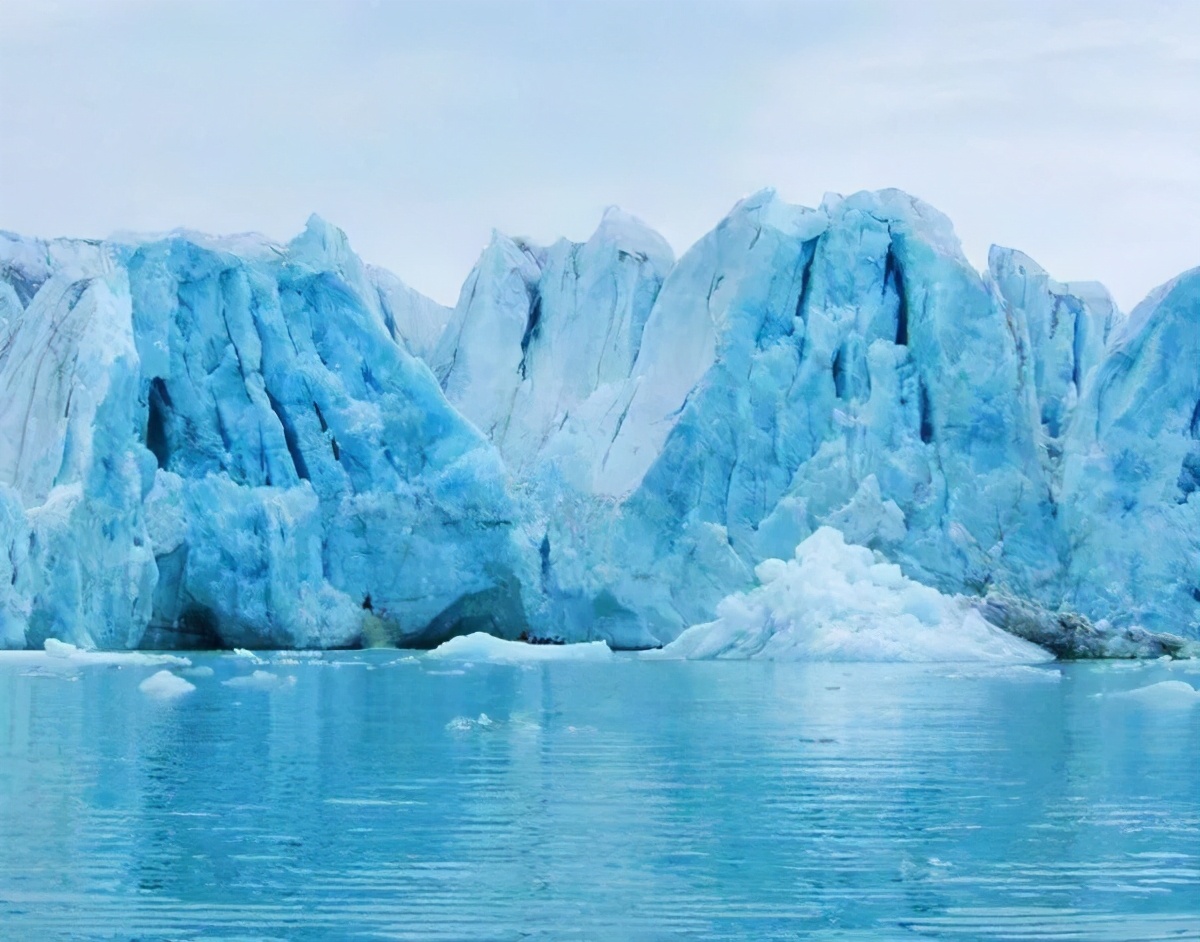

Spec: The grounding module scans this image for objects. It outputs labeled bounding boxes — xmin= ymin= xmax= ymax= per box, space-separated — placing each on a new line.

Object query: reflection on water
xmin=1 ymin=653 xmax=1198 ymax=940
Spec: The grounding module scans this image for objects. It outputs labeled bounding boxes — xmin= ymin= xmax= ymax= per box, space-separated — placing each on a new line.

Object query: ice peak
xmin=297 ymin=213 xmax=350 ymax=253
xmin=1111 ymin=265 xmax=1200 ymax=349
xmin=990 ymin=244 xmax=1122 ymax=340
xmin=286 ymin=213 xmax=360 ymax=273
xmin=589 ymin=206 xmax=675 ymax=269
xmin=600 ymin=204 xmax=640 ymax=225
xmin=989 ymin=244 xmax=1044 ymax=275
xmin=724 ymin=188 xmax=827 ymax=242
xmin=829 ymin=189 xmax=964 ymax=258
xmin=302 ymin=212 xmax=342 ymax=241
xmin=729 ymin=187 xmax=780 ymax=214
xmin=478 ymin=229 xmax=545 ymax=276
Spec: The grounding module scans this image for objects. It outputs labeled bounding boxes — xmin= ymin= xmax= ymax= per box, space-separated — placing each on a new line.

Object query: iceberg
xmin=1107 ymin=680 xmax=1200 ymax=708
xmin=138 ymin=670 xmax=196 ymax=698
xmin=426 ymin=632 xmax=614 ymax=663
xmin=222 ymin=670 xmax=296 ymax=691
xmin=652 ymin=528 xmax=1052 ymax=662
xmin=1 ymin=186 xmax=1198 ymax=654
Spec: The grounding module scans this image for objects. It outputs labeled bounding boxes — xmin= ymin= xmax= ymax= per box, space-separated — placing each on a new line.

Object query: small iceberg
xmin=426 ymin=632 xmax=614 ymax=663
xmin=222 ymin=670 xmax=297 ymax=691
xmin=138 ymin=670 xmax=196 ymax=698
xmin=1108 ymin=681 xmax=1200 ymax=708
xmin=653 ymin=527 xmax=1052 ymax=663
xmin=43 ymin=638 xmax=79 ymax=659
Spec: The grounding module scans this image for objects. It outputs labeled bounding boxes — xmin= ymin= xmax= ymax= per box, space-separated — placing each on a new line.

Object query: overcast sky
xmin=2 ymin=0 xmax=1197 ymax=311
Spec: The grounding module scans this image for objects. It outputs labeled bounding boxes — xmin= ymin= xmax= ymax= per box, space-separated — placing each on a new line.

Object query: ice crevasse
xmin=1 ymin=186 xmax=1197 ymax=652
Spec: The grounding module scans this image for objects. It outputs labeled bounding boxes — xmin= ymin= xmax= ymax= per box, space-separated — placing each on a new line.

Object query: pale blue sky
xmin=2 ymin=0 xmax=1197 ymax=311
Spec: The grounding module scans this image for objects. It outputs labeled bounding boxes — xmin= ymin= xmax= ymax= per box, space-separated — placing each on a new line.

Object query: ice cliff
xmin=0 ymin=219 xmax=534 ymax=650
xmin=1 ymin=187 xmax=1197 ymax=651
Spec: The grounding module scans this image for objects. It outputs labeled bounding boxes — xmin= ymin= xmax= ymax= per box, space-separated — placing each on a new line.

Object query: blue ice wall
xmin=1 ymin=190 xmax=1196 ymax=649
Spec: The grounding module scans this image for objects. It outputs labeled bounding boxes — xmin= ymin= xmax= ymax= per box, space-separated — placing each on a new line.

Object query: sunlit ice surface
xmin=1 ymin=650 xmax=1198 ymax=940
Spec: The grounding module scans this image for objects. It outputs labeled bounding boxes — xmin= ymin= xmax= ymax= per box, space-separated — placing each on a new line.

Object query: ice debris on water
xmin=427 ymin=632 xmax=613 ymax=663
xmin=44 ymin=638 xmax=78 ymax=659
xmin=652 ymin=528 xmax=1052 ymax=663
xmin=1106 ymin=681 xmax=1200 ymax=708
xmin=138 ymin=670 xmax=196 ymax=698
xmin=0 ymin=638 xmax=194 ymax=669
xmin=446 ymin=713 xmax=497 ymax=731
xmin=222 ymin=670 xmax=296 ymax=691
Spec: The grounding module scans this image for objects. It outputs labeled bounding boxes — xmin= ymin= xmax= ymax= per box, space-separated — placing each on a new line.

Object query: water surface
xmin=1 ymin=651 xmax=1198 ymax=940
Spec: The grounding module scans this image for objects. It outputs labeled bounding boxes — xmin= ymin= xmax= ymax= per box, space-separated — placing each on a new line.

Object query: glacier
xmin=1 ymin=187 xmax=1197 ymax=653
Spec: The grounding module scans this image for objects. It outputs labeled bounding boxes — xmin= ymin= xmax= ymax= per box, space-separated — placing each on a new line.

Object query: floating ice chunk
xmin=18 ymin=639 xmax=193 ymax=669
xmin=446 ymin=713 xmax=497 ymax=731
xmin=427 ymin=632 xmax=614 ymax=663
xmin=221 ymin=670 xmax=296 ymax=690
xmin=44 ymin=638 xmax=78 ymax=659
xmin=943 ymin=665 xmax=1063 ymax=682
xmin=138 ymin=670 xmax=196 ymax=698
xmin=1109 ymin=681 xmax=1200 ymax=708
xmin=181 ymin=665 xmax=214 ymax=678
xmin=230 ymin=648 xmax=264 ymax=663
xmin=654 ymin=528 xmax=1052 ymax=663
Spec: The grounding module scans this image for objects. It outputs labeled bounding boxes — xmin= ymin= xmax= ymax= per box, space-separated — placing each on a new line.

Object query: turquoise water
xmin=1 ymin=652 xmax=1198 ymax=941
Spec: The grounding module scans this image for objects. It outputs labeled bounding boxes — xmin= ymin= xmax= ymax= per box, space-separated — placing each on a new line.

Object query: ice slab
xmin=0 ymin=639 xmax=192 ymax=669
xmin=1108 ymin=681 xmax=1200 ymax=708
xmin=425 ymin=632 xmax=614 ymax=663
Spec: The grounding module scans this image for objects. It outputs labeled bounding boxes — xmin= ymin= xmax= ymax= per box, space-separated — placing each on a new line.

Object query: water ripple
xmin=1 ymin=656 xmax=1198 ymax=940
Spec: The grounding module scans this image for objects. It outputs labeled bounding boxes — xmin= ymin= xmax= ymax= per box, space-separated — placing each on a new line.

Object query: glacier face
xmin=1 ymin=188 xmax=1197 ymax=651
xmin=1061 ymin=268 xmax=1200 ymax=634
xmin=0 ymin=220 xmax=536 ymax=650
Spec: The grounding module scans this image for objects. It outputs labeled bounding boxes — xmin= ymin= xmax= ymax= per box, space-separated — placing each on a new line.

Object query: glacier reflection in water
xmin=1 ymin=652 xmax=1198 ymax=941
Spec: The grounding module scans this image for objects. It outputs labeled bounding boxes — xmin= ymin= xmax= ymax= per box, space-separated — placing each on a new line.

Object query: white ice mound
xmin=1109 ymin=681 xmax=1200 ymax=708
xmin=222 ymin=669 xmax=296 ymax=690
xmin=426 ymin=632 xmax=614 ymax=663
xmin=656 ymin=527 xmax=1052 ymax=662
xmin=138 ymin=670 xmax=196 ymax=698
xmin=22 ymin=638 xmax=192 ymax=668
